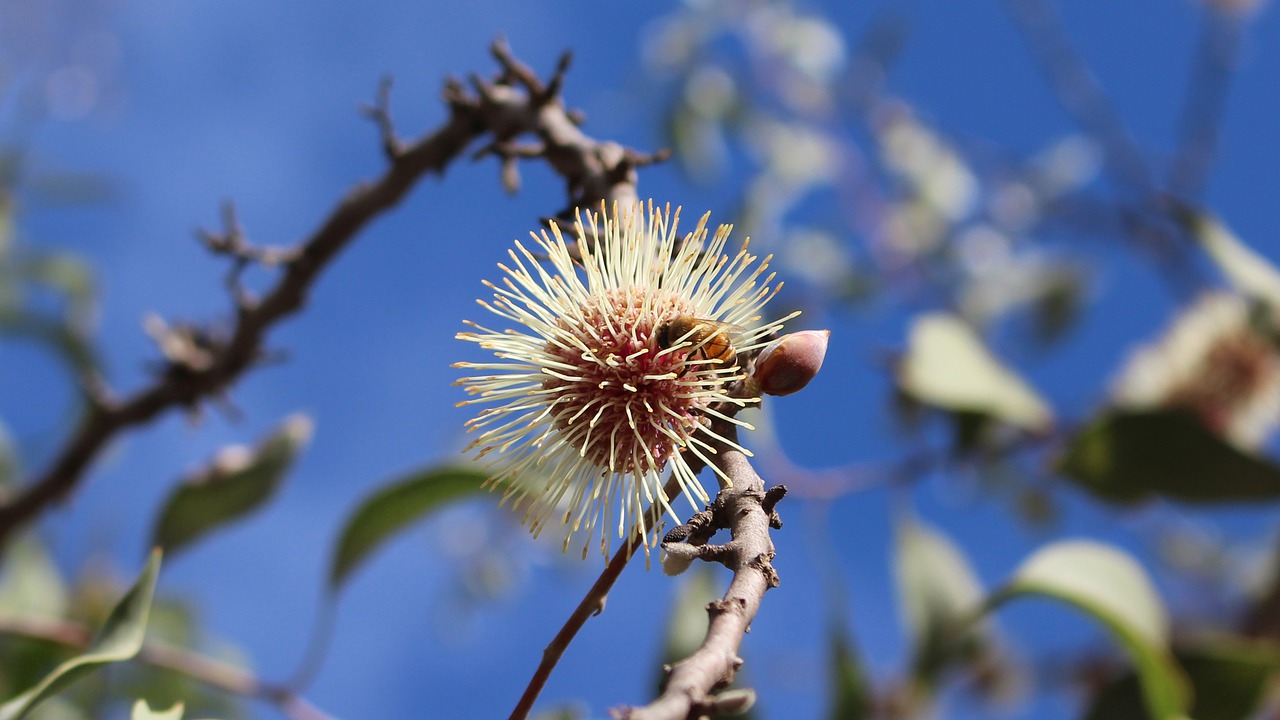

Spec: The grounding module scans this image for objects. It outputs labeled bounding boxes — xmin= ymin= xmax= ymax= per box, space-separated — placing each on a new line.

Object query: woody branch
xmin=0 ymin=38 xmax=667 ymax=549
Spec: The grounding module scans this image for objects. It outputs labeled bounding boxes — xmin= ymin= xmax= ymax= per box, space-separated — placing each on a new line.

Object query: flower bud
xmin=750 ymin=330 xmax=830 ymax=396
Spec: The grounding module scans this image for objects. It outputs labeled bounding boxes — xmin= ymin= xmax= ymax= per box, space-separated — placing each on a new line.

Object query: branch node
xmin=360 ymin=75 xmax=404 ymax=160
xmin=541 ymin=51 xmax=573 ymax=104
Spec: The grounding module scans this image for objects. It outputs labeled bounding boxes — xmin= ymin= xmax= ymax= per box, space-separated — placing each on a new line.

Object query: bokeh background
xmin=3 ymin=0 xmax=1280 ymax=718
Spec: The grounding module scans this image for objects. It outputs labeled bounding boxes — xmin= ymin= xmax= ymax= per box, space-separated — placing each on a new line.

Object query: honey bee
xmin=655 ymin=316 xmax=742 ymax=368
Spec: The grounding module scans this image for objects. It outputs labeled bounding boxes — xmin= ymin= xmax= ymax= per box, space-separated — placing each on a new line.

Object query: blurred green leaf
xmin=1169 ymin=201 xmax=1280 ymax=308
xmin=13 ymin=254 xmax=96 ymax=328
xmin=152 ymin=415 xmax=313 ymax=557
xmin=827 ymin=623 xmax=873 ymax=720
xmin=328 ymin=465 xmax=488 ymax=591
xmin=893 ymin=516 xmax=994 ymax=688
xmin=1059 ymin=410 xmax=1280 ymax=504
xmin=0 ymin=420 xmax=18 ymax=489
xmin=0 ymin=550 xmax=162 ymax=720
xmin=0 ymin=311 xmax=98 ymax=376
xmin=0 ymin=534 xmax=68 ymax=619
xmin=661 ymin=565 xmax=720 ymax=670
xmin=529 ymin=706 xmax=585 ymax=720
xmin=987 ymin=541 xmax=1188 ymax=720
xmin=130 ymin=700 xmax=183 ymax=720
xmin=1085 ymin=637 xmax=1280 ymax=720
xmin=898 ymin=313 xmax=1053 ymax=432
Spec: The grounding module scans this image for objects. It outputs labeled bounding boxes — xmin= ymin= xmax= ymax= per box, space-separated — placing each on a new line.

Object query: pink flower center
xmin=541 ymin=288 xmax=707 ymax=474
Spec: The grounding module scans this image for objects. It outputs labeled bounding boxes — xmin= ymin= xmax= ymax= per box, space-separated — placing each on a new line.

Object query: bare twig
xmin=0 ymin=39 xmax=668 ymax=550
xmin=508 ymin=476 xmax=679 ymax=720
xmin=0 ymin=614 xmax=333 ymax=720
xmin=615 ymin=421 xmax=785 ymax=720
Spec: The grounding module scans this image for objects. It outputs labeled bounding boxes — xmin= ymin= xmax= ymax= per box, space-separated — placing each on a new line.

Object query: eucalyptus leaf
xmin=661 ymin=565 xmax=720 ymax=670
xmin=0 ymin=550 xmax=162 ymax=720
xmin=13 ymin=254 xmax=96 ymax=327
xmin=0 ymin=311 xmax=98 ymax=376
xmin=328 ymin=465 xmax=488 ymax=591
xmin=893 ymin=516 xmax=992 ymax=687
xmin=0 ymin=420 xmax=17 ymax=489
xmin=1084 ymin=637 xmax=1280 ymax=720
xmin=827 ymin=624 xmax=873 ymax=720
xmin=0 ymin=534 xmax=68 ymax=618
xmin=1059 ymin=409 xmax=1280 ymax=504
xmin=130 ymin=700 xmax=184 ymax=720
xmin=1169 ymin=201 xmax=1280 ymax=307
xmin=987 ymin=541 xmax=1188 ymax=720
xmin=898 ymin=313 xmax=1052 ymax=432
xmin=152 ymin=415 xmax=313 ymax=556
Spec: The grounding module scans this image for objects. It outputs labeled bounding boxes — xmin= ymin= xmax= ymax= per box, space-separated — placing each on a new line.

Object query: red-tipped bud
xmin=750 ymin=330 xmax=830 ymax=396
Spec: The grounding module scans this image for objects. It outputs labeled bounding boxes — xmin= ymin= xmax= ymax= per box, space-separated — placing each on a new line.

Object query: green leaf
xmin=328 ymin=465 xmax=488 ymax=591
xmin=0 ymin=420 xmax=14 ymax=488
xmin=131 ymin=700 xmax=184 ymax=720
xmin=0 ymin=311 xmax=98 ymax=376
xmin=152 ymin=415 xmax=313 ymax=556
xmin=987 ymin=541 xmax=1188 ymax=720
xmin=1169 ymin=201 xmax=1280 ymax=307
xmin=0 ymin=550 xmax=162 ymax=720
xmin=661 ymin=565 xmax=720 ymax=669
xmin=893 ymin=515 xmax=999 ymax=693
xmin=15 ymin=254 xmax=96 ymax=328
xmin=1084 ymin=637 xmax=1280 ymax=720
xmin=898 ymin=313 xmax=1053 ymax=432
xmin=0 ymin=534 xmax=68 ymax=619
xmin=827 ymin=624 xmax=873 ymax=720
xmin=1059 ymin=409 xmax=1280 ymax=504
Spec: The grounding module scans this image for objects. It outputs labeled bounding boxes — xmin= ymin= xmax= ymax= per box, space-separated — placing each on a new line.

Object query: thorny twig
xmin=0 ymin=38 xmax=669 ymax=550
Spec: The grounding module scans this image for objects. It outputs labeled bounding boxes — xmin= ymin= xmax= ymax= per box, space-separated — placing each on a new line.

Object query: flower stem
xmin=508 ymin=476 xmax=680 ymax=720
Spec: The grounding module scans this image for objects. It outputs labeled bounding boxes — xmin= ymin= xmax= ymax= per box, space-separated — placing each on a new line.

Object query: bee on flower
xmin=455 ymin=201 xmax=793 ymax=559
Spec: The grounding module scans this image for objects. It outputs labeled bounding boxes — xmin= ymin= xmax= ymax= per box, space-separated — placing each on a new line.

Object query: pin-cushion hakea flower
xmin=455 ymin=201 xmax=792 ymax=559
xmin=1112 ymin=291 xmax=1280 ymax=450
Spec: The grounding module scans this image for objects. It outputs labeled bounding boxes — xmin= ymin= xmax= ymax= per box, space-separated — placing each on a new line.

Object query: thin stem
xmin=0 ymin=614 xmax=333 ymax=720
xmin=508 ymin=476 xmax=680 ymax=720
xmin=1169 ymin=8 xmax=1242 ymax=200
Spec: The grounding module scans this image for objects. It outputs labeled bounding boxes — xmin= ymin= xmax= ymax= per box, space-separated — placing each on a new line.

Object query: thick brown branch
xmin=617 ymin=423 xmax=784 ymax=720
xmin=0 ymin=614 xmax=332 ymax=720
xmin=0 ymin=40 xmax=667 ymax=549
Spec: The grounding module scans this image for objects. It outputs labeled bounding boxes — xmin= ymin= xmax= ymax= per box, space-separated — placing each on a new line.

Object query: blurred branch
xmin=0 ymin=38 xmax=669 ymax=549
xmin=1169 ymin=8 xmax=1244 ymax=200
xmin=0 ymin=613 xmax=332 ymax=720
xmin=1002 ymin=0 xmax=1205 ymax=297
xmin=1002 ymin=0 xmax=1151 ymax=194
xmin=617 ymin=422 xmax=785 ymax=720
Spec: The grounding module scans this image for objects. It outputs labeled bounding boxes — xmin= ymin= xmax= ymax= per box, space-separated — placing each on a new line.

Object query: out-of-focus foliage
xmin=1084 ymin=637 xmax=1280 ymax=720
xmin=0 ymin=551 xmax=160 ymax=720
xmin=1060 ymin=409 xmax=1280 ymax=503
xmin=892 ymin=515 xmax=1015 ymax=713
xmin=986 ymin=541 xmax=1187 ymax=720
xmin=152 ymin=415 xmax=314 ymax=556
xmin=896 ymin=313 xmax=1053 ymax=433
xmin=826 ymin=623 xmax=873 ymax=720
xmin=328 ymin=465 xmax=488 ymax=591
xmin=5 ymin=0 xmax=1280 ymax=717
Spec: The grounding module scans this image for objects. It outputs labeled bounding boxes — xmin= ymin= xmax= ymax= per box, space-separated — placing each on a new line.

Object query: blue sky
xmin=5 ymin=0 xmax=1280 ymax=718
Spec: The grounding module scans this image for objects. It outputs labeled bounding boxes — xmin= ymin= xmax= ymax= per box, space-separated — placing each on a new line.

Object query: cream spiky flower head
xmin=455 ymin=200 xmax=793 ymax=560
